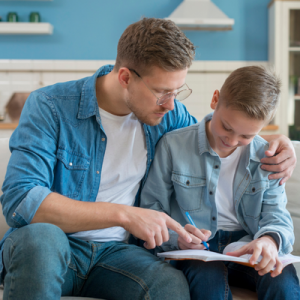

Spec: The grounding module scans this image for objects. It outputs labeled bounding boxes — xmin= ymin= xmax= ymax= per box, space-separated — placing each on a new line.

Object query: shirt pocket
xmin=171 ymin=172 xmax=206 ymax=212
xmin=53 ymin=148 xmax=90 ymax=198
xmin=241 ymin=180 xmax=269 ymax=219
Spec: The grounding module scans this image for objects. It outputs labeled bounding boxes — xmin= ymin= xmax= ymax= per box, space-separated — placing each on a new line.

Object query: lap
xmin=67 ymin=242 xmax=189 ymax=300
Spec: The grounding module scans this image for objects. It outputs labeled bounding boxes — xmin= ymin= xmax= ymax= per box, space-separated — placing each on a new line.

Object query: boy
xmin=140 ymin=66 xmax=300 ymax=300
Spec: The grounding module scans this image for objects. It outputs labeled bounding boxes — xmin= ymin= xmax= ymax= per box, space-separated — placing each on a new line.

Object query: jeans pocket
xmin=171 ymin=172 xmax=205 ymax=211
xmin=53 ymin=148 xmax=90 ymax=198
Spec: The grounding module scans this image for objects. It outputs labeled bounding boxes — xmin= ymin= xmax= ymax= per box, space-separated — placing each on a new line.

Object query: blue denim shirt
xmin=140 ymin=113 xmax=294 ymax=255
xmin=0 ymin=64 xmax=197 ymax=284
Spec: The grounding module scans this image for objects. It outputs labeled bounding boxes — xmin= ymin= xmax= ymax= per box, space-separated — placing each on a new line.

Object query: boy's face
xmin=207 ymin=90 xmax=266 ymax=158
xmin=125 ymin=66 xmax=188 ymax=126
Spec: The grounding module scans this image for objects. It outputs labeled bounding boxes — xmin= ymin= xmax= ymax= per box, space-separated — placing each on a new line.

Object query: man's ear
xmin=118 ymin=68 xmax=131 ymax=88
xmin=210 ymin=90 xmax=220 ymax=110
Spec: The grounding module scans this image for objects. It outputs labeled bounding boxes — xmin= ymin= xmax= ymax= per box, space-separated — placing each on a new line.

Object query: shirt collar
xmin=77 ymin=64 xmax=114 ymax=120
xmin=197 ymin=112 xmax=218 ymax=156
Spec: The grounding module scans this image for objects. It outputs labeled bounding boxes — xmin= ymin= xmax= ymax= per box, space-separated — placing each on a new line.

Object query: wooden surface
xmin=261 ymin=125 xmax=279 ymax=131
xmin=0 ymin=123 xmax=18 ymax=130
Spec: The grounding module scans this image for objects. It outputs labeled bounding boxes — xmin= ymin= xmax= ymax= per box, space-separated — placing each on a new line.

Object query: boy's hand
xmin=260 ymin=134 xmax=296 ymax=185
xmin=178 ymin=224 xmax=211 ymax=250
xmin=226 ymin=236 xmax=283 ymax=277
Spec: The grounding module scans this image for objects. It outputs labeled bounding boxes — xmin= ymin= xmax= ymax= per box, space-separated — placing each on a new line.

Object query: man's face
xmin=208 ymin=90 xmax=266 ymax=158
xmin=125 ymin=66 xmax=188 ymax=126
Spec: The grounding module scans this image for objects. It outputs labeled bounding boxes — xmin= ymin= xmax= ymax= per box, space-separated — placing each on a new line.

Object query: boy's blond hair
xmin=115 ymin=18 xmax=195 ymax=75
xmin=219 ymin=66 xmax=281 ymax=122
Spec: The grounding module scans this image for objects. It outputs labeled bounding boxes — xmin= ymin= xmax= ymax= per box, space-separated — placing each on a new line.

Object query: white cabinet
xmin=0 ymin=22 xmax=53 ymax=34
xmin=269 ymin=0 xmax=300 ymax=137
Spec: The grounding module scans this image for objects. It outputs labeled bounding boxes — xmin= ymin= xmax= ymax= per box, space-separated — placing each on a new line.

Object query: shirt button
xmin=209 ymin=191 xmax=213 ymax=195
xmin=69 ymin=162 xmax=73 ymax=166
xmin=12 ymin=212 xmax=16 ymax=217
xmin=212 ymin=217 xmax=216 ymax=221
xmin=215 ymin=165 xmax=219 ymax=169
xmin=96 ymin=171 xmax=100 ymax=174
xmin=102 ymin=138 xmax=105 ymax=141
xmin=252 ymin=187 xmax=256 ymax=193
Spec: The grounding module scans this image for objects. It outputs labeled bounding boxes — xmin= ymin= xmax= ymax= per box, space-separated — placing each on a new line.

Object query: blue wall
xmin=0 ymin=0 xmax=269 ymax=61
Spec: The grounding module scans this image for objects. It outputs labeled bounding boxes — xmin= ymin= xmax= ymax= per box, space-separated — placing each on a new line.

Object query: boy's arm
xmin=227 ymin=179 xmax=294 ymax=277
xmin=140 ymin=135 xmax=180 ymax=251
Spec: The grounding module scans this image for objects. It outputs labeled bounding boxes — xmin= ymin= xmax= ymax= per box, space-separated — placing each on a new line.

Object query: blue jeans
xmin=171 ymin=230 xmax=300 ymax=300
xmin=2 ymin=223 xmax=190 ymax=300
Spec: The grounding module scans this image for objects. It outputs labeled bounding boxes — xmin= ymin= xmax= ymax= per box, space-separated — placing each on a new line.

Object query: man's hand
xmin=178 ymin=224 xmax=211 ymax=250
xmin=226 ymin=236 xmax=282 ymax=277
xmin=121 ymin=206 xmax=192 ymax=249
xmin=260 ymin=134 xmax=296 ymax=185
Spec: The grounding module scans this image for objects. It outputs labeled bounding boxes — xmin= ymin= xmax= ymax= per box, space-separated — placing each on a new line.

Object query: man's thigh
xmin=78 ymin=243 xmax=189 ymax=300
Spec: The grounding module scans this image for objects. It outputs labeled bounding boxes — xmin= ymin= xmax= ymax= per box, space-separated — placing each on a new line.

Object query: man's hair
xmin=219 ymin=66 xmax=281 ymax=122
xmin=115 ymin=18 xmax=195 ymax=74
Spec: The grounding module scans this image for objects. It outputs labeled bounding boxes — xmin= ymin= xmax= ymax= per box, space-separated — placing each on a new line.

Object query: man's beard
xmin=125 ymin=97 xmax=168 ymax=126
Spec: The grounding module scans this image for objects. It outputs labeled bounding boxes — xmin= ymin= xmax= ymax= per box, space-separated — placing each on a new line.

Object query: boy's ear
xmin=210 ymin=90 xmax=220 ymax=110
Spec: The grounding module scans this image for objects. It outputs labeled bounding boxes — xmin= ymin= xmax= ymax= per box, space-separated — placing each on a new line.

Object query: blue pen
xmin=185 ymin=211 xmax=209 ymax=250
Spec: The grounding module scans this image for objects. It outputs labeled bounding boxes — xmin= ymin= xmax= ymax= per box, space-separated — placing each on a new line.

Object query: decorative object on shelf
xmin=5 ymin=92 xmax=30 ymax=123
xmin=7 ymin=12 xmax=18 ymax=22
xmin=290 ymin=41 xmax=300 ymax=47
xmin=0 ymin=111 xmax=5 ymax=122
xmin=29 ymin=12 xmax=40 ymax=23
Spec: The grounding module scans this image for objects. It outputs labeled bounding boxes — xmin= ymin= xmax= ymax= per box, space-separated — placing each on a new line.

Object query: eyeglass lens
xmin=158 ymin=89 xmax=192 ymax=105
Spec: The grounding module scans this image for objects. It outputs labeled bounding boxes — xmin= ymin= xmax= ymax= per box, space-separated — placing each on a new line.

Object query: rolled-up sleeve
xmin=254 ymin=180 xmax=294 ymax=255
xmin=0 ymin=91 xmax=58 ymax=227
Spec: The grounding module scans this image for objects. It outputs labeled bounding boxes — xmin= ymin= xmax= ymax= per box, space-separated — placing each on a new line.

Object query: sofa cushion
xmin=0 ymin=138 xmax=10 ymax=239
xmin=286 ymin=141 xmax=300 ymax=255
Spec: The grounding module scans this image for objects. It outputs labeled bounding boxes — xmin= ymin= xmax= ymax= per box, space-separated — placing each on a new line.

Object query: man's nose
xmin=161 ymin=94 xmax=175 ymax=111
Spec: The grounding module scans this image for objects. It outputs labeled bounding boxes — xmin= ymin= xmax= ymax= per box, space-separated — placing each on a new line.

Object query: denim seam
xmin=97 ymin=263 xmax=150 ymax=300
xmin=223 ymin=263 xmax=229 ymax=300
xmin=4 ymin=238 xmax=16 ymax=299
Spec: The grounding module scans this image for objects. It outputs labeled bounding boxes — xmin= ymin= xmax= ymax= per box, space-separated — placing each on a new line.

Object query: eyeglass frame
xmin=128 ymin=68 xmax=192 ymax=106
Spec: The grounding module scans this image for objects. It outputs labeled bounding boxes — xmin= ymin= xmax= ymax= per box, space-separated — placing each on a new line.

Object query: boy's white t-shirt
xmin=70 ymin=107 xmax=147 ymax=242
xmin=215 ymin=146 xmax=244 ymax=231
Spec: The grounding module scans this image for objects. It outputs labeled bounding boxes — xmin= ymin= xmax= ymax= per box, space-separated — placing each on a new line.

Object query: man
xmin=0 ymin=18 xmax=296 ymax=300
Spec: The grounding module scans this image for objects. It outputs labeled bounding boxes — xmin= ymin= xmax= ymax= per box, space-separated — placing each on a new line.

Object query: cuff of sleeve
xmin=257 ymin=231 xmax=282 ymax=251
xmin=12 ymin=186 xmax=52 ymax=227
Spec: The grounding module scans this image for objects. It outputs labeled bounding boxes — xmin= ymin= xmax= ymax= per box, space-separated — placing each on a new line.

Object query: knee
xmin=5 ymin=223 xmax=70 ymax=262
xmin=151 ymin=262 xmax=190 ymax=300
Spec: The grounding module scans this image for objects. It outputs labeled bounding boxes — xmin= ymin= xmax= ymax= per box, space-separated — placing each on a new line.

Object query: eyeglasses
xmin=129 ymin=69 xmax=192 ymax=106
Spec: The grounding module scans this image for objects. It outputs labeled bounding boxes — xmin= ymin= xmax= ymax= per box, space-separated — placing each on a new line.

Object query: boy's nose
xmin=225 ymin=137 xmax=238 ymax=147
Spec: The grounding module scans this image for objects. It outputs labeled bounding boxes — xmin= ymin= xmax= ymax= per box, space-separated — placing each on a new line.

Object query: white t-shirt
xmin=70 ymin=108 xmax=147 ymax=242
xmin=215 ymin=146 xmax=244 ymax=231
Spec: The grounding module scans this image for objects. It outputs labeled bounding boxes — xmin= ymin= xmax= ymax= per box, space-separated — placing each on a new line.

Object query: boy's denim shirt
xmin=0 ymin=64 xmax=197 ymax=284
xmin=141 ymin=113 xmax=294 ymax=255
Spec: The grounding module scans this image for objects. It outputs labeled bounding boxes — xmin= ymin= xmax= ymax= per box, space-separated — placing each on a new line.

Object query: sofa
xmin=0 ymin=137 xmax=299 ymax=300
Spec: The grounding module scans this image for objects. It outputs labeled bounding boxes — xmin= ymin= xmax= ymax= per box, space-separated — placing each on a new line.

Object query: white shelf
xmin=295 ymin=95 xmax=300 ymax=100
xmin=0 ymin=22 xmax=53 ymax=34
xmin=289 ymin=47 xmax=300 ymax=52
